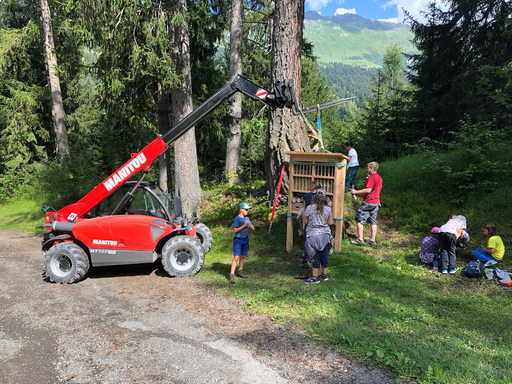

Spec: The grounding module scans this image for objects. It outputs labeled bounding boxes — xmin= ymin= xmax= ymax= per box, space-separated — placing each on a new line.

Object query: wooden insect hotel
xmin=285 ymin=152 xmax=350 ymax=253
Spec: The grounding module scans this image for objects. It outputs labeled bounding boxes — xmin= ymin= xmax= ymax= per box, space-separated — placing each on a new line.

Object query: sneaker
xmin=449 ymin=268 xmax=459 ymax=275
xmin=300 ymin=261 xmax=310 ymax=269
xmin=320 ymin=274 xmax=329 ymax=281
xmin=304 ymin=276 xmax=320 ymax=284
xmin=441 ymin=269 xmax=448 ymax=274
xmin=237 ymin=270 xmax=248 ymax=279
xmin=229 ymin=273 xmax=235 ymax=284
xmin=366 ymin=240 xmax=377 ymax=247
xmin=351 ymin=239 xmax=366 ymax=246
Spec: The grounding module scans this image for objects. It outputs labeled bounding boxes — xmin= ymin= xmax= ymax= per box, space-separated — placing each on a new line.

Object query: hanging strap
xmin=297 ymin=107 xmax=330 ymax=153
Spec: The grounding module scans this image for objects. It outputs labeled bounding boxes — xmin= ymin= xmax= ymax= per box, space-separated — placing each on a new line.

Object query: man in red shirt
xmin=348 ymin=162 xmax=382 ymax=246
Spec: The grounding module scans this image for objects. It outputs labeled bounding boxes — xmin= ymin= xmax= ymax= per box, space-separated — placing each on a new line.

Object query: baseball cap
xmin=239 ymin=202 xmax=251 ymax=209
xmin=431 ymin=227 xmax=440 ymax=233
xmin=316 ymin=189 xmax=326 ymax=195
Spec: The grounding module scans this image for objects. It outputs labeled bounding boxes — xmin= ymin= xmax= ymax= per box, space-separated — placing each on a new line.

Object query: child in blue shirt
xmin=229 ymin=202 xmax=255 ymax=284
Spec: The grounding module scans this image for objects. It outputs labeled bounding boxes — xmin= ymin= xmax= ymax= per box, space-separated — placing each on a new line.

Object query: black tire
xmin=43 ymin=242 xmax=90 ymax=284
xmin=194 ymin=223 xmax=213 ymax=253
xmin=161 ymin=236 xmax=205 ymax=277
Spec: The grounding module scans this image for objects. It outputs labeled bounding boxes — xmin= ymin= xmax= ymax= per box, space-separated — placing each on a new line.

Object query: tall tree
xmin=265 ymin=0 xmax=309 ymax=198
xmin=169 ymin=0 xmax=203 ymax=215
xmin=157 ymin=1 xmax=172 ymax=192
xmin=225 ymin=0 xmax=243 ymax=185
xmin=40 ymin=0 xmax=69 ymax=167
xmin=407 ymin=0 xmax=512 ymax=139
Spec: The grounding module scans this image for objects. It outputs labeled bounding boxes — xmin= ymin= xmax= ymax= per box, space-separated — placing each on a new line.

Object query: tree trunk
xmin=265 ymin=0 xmax=309 ymax=201
xmin=225 ymin=0 xmax=244 ymax=186
xmin=157 ymin=2 xmax=171 ymax=193
xmin=40 ymin=0 xmax=69 ymax=167
xmin=157 ymin=82 xmax=172 ymax=192
xmin=169 ymin=0 xmax=203 ymax=215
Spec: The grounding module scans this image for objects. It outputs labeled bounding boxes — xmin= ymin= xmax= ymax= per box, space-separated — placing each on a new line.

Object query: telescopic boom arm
xmin=51 ymin=75 xmax=297 ymax=222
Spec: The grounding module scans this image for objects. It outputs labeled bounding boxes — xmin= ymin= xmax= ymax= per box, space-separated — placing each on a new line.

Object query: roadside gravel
xmin=0 ymin=229 xmax=398 ymax=384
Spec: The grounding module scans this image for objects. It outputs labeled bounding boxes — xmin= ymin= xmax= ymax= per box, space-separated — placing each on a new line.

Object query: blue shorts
xmin=355 ymin=202 xmax=380 ymax=225
xmin=233 ymin=236 xmax=249 ymax=256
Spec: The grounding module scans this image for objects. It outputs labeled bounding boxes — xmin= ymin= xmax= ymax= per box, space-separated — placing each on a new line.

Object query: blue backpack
xmin=464 ymin=260 xmax=484 ymax=278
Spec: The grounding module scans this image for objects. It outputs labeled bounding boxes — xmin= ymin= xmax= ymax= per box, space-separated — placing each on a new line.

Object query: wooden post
xmin=286 ymin=162 xmax=295 ymax=252
xmin=334 ymin=158 xmax=346 ymax=252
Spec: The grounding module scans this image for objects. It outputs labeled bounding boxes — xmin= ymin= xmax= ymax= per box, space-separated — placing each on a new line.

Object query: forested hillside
xmin=0 ymin=0 xmax=511 ymax=212
xmin=319 ymin=63 xmax=377 ymax=100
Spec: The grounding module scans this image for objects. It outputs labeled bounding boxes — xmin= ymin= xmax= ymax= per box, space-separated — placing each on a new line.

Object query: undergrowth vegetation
xmin=1 ymin=147 xmax=512 ymax=383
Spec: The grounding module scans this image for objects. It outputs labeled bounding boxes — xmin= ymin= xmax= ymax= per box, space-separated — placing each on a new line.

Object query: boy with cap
xmin=229 ymin=202 xmax=255 ymax=284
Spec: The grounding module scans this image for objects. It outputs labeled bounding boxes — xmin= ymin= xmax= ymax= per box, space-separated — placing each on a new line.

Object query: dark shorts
xmin=233 ymin=236 xmax=249 ymax=256
xmin=310 ymin=245 xmax=329 ymax=268
xmin=355 ymin=202 xmax=380 ymax=225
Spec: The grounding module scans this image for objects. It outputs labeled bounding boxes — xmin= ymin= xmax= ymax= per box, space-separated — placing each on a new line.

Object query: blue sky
xmin=305 ymin=0 xmax=445 ymax=24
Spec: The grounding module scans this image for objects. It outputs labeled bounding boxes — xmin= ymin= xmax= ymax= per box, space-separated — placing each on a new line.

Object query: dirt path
xmin=0 ymin=229 xmax=397 ymax=384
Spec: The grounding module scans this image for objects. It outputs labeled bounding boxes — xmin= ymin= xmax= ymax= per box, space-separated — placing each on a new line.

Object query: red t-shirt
xmin=363 ymin=173 xmax=382 ymax=204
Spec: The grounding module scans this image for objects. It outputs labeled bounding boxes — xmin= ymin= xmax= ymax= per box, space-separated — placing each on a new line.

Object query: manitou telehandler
xmin=42 ymin=75 xmax=297 ymax=283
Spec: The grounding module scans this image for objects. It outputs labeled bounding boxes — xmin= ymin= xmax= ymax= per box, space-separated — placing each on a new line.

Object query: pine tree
xmin=265 ymin=0 xmax=309 ymax=198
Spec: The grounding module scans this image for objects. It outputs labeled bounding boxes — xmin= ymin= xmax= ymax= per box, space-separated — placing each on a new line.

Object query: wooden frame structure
xmin=285 ymin=152 xmax=350 ymax=253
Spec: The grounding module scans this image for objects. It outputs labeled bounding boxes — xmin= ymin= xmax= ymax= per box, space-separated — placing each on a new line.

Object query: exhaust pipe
xmin=43 ymin=222 xmax=75 ymax=233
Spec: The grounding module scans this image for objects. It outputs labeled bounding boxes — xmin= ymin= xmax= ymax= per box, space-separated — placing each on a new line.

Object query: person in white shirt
xmin=344 ymin=141 xmax=359 ymax=198
xmin=438 ymin=215 xmax=467 ymax=274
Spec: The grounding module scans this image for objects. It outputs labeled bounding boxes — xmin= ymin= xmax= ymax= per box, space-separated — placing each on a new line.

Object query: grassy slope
xmin=2 ymin=152 xmax=512 ymax=383
xmin=303 ymin=19 xmax=417 ymax=67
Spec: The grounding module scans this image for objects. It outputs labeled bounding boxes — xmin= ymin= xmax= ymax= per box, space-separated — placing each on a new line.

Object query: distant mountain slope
xmin=304 ymin=11 xmax=417 ymax=68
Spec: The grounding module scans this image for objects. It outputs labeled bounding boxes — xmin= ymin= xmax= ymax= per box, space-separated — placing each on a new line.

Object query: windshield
xmin=93 ymin=184 xmax=172 ymax=220
xmin=148 ymin=184 xmax=175 ymax=216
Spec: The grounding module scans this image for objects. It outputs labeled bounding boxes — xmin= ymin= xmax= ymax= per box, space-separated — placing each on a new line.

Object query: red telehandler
xmin=42 ymin=75 xmax=297 ymax=283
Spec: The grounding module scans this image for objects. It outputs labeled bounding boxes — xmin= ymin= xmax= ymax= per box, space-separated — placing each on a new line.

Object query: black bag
xmin=464 ymin=260 xmax=484 ymax=278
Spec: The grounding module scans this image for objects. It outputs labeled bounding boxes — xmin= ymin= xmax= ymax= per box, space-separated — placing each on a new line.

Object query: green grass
xmin=0 ymin=198 xmax=46 ymax=235
xmin=198 ymin=201 xmax=512 ymax=384
xmin=2 ymin=154 xmax=512 ymax=383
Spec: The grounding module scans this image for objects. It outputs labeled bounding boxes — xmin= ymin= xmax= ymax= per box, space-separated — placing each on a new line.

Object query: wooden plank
xmin=287 ymin=162 xmax=295 ymax=252
xmin=334 ymin=159 xmax=346 ymax=252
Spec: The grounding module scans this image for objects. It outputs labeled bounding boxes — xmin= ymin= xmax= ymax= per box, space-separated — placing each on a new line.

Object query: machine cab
xmin=93 ymin=181 xmax=176 ymax=221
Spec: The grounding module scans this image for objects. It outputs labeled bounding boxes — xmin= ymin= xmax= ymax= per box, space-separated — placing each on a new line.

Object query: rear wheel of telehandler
xmin=161 ymin=236 xmax=205 ymax=277
xmin=194 ymin=223 xmax=213 ymax=253
xmin=43 ymin=242 xmax=90 ymax=284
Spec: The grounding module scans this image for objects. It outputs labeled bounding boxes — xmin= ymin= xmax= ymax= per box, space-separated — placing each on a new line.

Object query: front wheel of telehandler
xmin=43 ymin=242 xmax=90 ymax=284
xmin=161 ymin=236 xmax=205 ymax=277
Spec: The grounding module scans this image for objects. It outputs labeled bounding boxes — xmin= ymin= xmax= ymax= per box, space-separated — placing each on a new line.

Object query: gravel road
xmin=0 ymin=228 xmax=398 ymax=384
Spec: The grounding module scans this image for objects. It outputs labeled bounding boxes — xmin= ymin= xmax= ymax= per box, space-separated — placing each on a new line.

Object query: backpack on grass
xmin=464 ymin=260 xmax=484 ymax=278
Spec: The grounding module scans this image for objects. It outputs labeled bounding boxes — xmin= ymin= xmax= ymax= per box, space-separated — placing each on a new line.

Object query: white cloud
xmin=382 ymin=0 xmax=449 ymax=23
xmin=306 ymin=0 xmax=331 ymax=12
xmin=378 ymin=17 xmax=400 ymax=23
xmin=335 ymin=7 xmax=357 ymax=16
